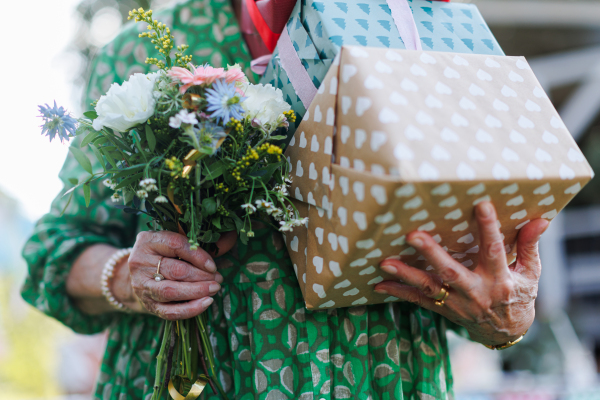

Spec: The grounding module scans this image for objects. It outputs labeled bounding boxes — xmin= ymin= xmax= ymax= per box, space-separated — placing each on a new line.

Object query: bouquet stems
xmin=152 ymin=311 xmax=227 ymax=400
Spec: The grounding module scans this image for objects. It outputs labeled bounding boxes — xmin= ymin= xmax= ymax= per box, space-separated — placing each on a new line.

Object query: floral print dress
xmin=22 ymin=0 xmax=463 ymax=399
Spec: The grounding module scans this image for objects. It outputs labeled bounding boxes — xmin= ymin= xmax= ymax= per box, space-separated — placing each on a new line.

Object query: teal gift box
xmin=260 ymin=0 xmax=505 ymax=143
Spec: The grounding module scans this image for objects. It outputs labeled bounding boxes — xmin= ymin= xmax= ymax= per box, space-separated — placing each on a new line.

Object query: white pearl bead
xmin=155 ymin=276 xmax=161 ymax=282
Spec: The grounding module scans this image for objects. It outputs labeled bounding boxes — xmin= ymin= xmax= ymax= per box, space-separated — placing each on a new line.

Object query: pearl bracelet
xmin=101 ymin=248 xmax=133 ymax=311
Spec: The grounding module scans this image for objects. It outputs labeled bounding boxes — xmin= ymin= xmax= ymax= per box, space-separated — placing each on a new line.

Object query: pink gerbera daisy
xmin=168 ymin=65 xmax=226 ymax=94
xmin=224 ymin=68 xmax=247 ymax=84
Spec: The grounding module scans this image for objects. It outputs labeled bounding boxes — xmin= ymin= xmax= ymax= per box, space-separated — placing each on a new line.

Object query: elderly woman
xmin=22 ymin=0 xmax=548 ymax=399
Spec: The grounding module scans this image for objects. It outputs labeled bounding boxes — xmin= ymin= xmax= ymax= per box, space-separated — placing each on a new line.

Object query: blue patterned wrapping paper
xmin=260 ymin=0 xmax=505 ymax=144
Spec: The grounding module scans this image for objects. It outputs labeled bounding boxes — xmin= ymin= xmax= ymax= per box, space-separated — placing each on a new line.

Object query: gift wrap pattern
xmin=261 ymin=0 xmax=504 ymax=142
xmin=283 ymin=46 xmax=594 ymax=310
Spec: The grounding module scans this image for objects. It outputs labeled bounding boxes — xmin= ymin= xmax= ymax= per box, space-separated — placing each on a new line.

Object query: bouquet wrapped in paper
xmin=38 ymin=8 xmax=301 ymax=400
xmin=283 ymin=45 xmax=594 ymax=310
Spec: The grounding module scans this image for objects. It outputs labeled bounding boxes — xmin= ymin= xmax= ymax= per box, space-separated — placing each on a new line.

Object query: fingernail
xmin=205 ymin=259 xmax=217 ymax=273
xmin=478 ymin=202 xmax=492 ymax=218
xmin=209 ymin=283 xmax=221 ymax=293
xmin=215 ymin=273 xmax=224 ymax=284
xmin=381 ymin=264 xmax=397 ymax=275
xmin=201 ymin=297 xmax=214 ymax=308
xmin=374 ymin=288 xmax=388 ymax=294
xmin=408 ymin=237 xmax=424 ymax=248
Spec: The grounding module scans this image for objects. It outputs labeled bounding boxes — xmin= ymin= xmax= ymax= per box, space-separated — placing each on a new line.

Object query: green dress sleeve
xmin=20 ymin=147 xmax=139 ymax=334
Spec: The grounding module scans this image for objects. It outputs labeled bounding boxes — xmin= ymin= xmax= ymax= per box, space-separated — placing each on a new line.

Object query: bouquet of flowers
xmin=38 ymin=8 xmax=304 ymax=399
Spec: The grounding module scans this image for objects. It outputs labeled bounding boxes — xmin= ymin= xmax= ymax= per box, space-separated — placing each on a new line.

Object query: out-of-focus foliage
xmin=68 ymin=0 xmax=171 ymax=107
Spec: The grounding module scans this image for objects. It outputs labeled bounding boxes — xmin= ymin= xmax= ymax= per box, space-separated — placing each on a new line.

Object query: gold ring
xmin=153 ymin=256 xmax=165 ymax=282
xmin=434 ymin=284 xmax=450 ymax=306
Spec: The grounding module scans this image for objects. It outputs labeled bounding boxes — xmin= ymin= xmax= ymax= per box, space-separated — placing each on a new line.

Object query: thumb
xmin=515 ymin=218 xmax=549 ymax=278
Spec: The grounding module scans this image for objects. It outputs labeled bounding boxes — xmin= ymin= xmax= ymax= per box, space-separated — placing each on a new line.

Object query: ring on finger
xmin=153 ymin=256 xmax=166 ymax=282
xmin=434 ymin=283 xmax=450 ymax=306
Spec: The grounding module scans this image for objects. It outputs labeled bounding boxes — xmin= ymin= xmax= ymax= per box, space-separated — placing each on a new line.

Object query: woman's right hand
xmin=114 ymin=230 xmax=236 ymax=320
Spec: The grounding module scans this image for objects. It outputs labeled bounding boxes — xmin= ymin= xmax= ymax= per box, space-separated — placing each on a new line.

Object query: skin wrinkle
xmin=375 ymin=202 xmax=549 ymax=346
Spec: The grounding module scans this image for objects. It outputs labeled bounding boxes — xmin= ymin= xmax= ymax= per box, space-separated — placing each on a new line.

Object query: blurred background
xmin=0 ymin=0 xmax=598 ymax=398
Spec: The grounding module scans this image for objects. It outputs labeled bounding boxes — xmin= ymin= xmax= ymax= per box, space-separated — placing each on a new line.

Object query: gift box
xmin=260 ymin=0 xmax=504 ymax=142
xmin=283 ymin=45 xmax=594 ymax=310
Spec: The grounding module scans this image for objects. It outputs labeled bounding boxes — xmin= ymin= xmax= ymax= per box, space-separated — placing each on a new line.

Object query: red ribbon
xmin=245 ymin=0 xmax=281 ymax=53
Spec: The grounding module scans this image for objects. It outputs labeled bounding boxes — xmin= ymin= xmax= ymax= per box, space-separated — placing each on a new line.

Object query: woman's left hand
xmin=374 ymin=201 xmax=549 ymax=347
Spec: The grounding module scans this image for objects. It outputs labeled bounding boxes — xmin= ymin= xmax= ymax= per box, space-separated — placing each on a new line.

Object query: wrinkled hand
xmin=374 ymin=201 xmax=549 ymax=346
xmin=113 ymin=231 xmax=237 ymax=320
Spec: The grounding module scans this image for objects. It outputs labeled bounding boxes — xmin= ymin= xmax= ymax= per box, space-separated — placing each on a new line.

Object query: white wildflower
xmin=255 ymin=199 xmax=273 ymax=210
xmin=241 ymin=83 xmax=291 ymax=128
xmin=140 ymin=178 xmax=156 ymax=187
xmin=93 ymin=71 xmax=162 ymax=132
xmin=111 ymin=193 xmax=121 ymax=202
xmin=155 ymin=195 xmax=168 ymax=203
xmin=136 ymin=189 xmax=149 ymax=198
xmin=247 ymin=231 xmax=255 ymax=237
xmin=279 ymin=221 xmax=294 ymax=232
xmin=168 ymin=109 xmax=198 ymax=129
xmin=269 ymin=207 xmax=284 ymax=217
xmin=291 ymin=217 xmax=309 ymax=227
xmin=241 ymin=203 xmax=257 ymax=213
xmin=103 ymin=179 xmax=117 ymax=190
xmin=275 ymin=185 xmax=288 ymax=196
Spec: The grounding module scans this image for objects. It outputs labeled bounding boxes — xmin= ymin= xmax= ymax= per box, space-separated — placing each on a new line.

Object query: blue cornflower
xmin=38 ymin=101 xmax=78 ymax=142
xmin=205 ymin=79 xmax=245 ymax=124
xmin=195 ymin=122 xmax=228 ymax=151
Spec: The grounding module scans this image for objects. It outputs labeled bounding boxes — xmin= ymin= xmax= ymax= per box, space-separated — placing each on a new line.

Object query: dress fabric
xmin=21 ymin=0 xmax=460 ymax=398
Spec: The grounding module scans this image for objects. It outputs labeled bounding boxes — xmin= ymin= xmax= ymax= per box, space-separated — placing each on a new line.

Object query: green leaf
xmin=83 ymin=111 xmax=98 ymax=120
xmin=59 ymin=192 xmax=74 ymax=217
xmin=250 ymin=162 xmax=282 ymax=184
xmin=269 ymin=135 xmax=287 ymax=140
xmin=124 ymin=190 xmax=134 ymax=205
xmin=239 ymin=230 xmax=248 ymax=245
xmin=80 ymin=130 xmax=100 ymax=148
xmin=203 ymin=160 xmax=227 ymax=180
xmin=90 ymin=145 xmax=106 ymax=171
xmin=68 ymin=178 xmax=78 ymax=185
xmin=145 ymin=125 xmax=156 ymax=152
xmin=101 ymin=149 xmax=118 ymax=169
xmin=231 ymin=213 xmax=244 ymax=232
xmin=201 ymin=197 xmax=217 ymax=216
xmin=69 ymin=147 xmax=93 ymax=175
xmin=114 ymin=172 xmax=144 ymax=190
xmin=83 ymin=183 xmax=91 ymax=207
xmin=212 ymin=217 xmax=221 ymax=229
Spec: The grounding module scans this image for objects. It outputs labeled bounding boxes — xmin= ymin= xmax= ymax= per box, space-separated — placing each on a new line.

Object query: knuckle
xmin=168 ymin=262 xmax=190 ymax=280
xmin=419 ymin=278 xmax=437 ymax=297
xmin=440 ymin=266 xmax=460 ymax=283
xmin=136 ymin=230 xmax=152 ymax=244
xmin=486 ymin=240 xmax=505 ymax=259
xmin=157 ymin=284 xmax=178 ymax=301
xmin=164 ymin=233 xmax=186 ymax=251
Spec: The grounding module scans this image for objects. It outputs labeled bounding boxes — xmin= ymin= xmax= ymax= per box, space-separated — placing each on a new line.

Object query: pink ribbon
xmin=278 ymin=27 xmax=319 ymax=109
xmin=278 ymin=0 xmax=421 ymax=107
xmin=388 ymin=0 xmax=422 ymax=51
xmin=251 ymin=54 xmax=273 ymax=75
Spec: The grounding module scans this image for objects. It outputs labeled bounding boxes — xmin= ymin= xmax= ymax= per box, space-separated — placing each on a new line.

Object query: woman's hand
xmin=374 ymin=201 xmax=549 ymax=347
xmin=115 ymin=230 xmax=237 ymax=320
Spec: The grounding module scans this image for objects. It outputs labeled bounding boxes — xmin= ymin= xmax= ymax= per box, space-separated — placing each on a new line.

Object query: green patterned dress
xmin=22 ymin=0 xmax=462 ymax=398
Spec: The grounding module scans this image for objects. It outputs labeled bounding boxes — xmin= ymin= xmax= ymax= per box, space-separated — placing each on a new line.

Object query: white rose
xmin=241 ymin=83 xmax=291 ymax=128
xmin=93 ymin=72 xmax=161 ymax=132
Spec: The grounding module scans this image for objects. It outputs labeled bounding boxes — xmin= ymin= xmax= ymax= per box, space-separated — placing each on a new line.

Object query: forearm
xmin=66 ymin=244 xmax=129 ymax=315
